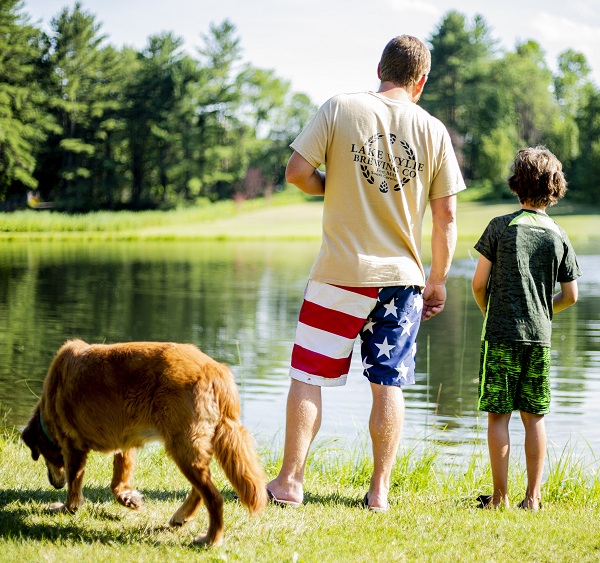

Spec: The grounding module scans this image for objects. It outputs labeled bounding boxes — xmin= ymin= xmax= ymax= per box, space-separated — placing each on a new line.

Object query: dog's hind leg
xmin=169 ymin=488 xmax=202 ymax=526
xmin=111 ymin=449 xmax=143 ymax=510
xmin=168 ymin=447 xmax=225 ymax=547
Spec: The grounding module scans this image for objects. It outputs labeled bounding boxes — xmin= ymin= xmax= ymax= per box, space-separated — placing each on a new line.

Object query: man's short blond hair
xmin=378 ymin=35 xmax=431 ymax=88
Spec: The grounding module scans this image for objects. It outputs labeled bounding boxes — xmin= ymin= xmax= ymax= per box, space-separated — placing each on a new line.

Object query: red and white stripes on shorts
xmin=290 ymin=281 xmax=379 ymax=387
xmin=290 ymin=280 xmax=422 ymax=387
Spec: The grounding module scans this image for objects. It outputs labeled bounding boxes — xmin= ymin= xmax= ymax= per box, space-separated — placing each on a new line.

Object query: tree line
xmin=0 ymin=2 xmax=598 ymax=211
xmin=0 ymin=1 xmax=316 ymax=211
xmin=421 ymin=12 xmax=599 ymax=205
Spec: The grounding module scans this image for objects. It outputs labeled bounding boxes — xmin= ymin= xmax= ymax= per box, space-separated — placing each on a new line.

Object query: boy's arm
xmin=285 ymin=151 xmax=325 ymax=196
xmin=553 ymin=280 xmax=578 ymax=313
xmin=472 ymin=254 xmax=492 ymax=316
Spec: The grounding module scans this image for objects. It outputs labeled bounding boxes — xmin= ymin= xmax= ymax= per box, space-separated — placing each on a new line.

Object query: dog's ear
xmin=21 ymin=415 xmax=41 ymax=461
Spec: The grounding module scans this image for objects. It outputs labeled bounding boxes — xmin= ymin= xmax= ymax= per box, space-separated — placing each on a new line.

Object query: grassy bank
xmin=2 ymin=427 xmax=600 ymax=562
xmin=1 ymin=193 xmax=598 ymax=257
xmin=0 ymin=189 xmax=310 ymax=240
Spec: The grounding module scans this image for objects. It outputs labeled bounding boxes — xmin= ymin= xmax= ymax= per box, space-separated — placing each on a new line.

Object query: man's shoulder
xmin=411 ymin=103 xmax=443 ymax=123
xmin=325 ymin=91 xmax=377 ymax=107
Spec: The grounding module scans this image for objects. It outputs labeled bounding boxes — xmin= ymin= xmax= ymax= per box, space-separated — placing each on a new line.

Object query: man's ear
xmin=410 ymin=74 xmax=428 ymax=103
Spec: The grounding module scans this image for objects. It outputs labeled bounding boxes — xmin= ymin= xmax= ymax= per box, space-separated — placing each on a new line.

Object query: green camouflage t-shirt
xmin=475 ymin=209 xmax=581 ymax=346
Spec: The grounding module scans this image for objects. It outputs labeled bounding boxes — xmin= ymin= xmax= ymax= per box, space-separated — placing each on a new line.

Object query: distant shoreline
xmin=1 ymin=198 xmax=598 ymax=259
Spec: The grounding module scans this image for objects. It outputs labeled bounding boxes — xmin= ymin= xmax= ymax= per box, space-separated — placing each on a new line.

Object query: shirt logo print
xmin=350 ymin=133 xmax=424 ymax=193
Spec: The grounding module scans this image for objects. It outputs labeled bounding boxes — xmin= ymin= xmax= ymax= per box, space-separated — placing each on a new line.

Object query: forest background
xmin=1 ymin=0 xmax=599 ymax=212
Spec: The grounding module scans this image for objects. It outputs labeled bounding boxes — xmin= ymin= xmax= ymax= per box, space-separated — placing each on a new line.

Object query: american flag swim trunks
xmin=290 ymin=280 xmax=422 ymax=387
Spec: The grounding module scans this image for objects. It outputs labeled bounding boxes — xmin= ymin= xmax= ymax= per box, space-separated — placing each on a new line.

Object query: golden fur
xmin=21 ymin=339 xmax=267 ymax=546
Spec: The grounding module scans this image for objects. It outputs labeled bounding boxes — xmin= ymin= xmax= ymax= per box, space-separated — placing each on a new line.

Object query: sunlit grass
xmin=0 ymin=189 xmax=306 ymax=236
xmin=3 ymin=424 xmax=600 ymax=561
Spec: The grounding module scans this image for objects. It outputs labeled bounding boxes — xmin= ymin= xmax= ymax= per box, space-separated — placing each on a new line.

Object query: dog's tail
xmin=213 ymin=415 xmax=268 ymax=516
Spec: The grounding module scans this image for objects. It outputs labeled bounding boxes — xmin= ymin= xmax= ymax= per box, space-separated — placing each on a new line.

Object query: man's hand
xmin=421 ymin=280 xmax=446 ymax=321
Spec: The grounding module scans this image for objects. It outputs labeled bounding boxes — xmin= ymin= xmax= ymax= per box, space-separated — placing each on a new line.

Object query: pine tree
xmin=0 ymin=0 xmax=54 ymax=203
xmin=36 ymin=2 xmax=127 ymax=210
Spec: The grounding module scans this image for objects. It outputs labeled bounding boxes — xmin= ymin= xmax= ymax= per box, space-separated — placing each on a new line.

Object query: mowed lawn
xmin=0 ymin=196 xmax=598 ymax=258
xmin=136 ymin=198 xmax=600 ymax=260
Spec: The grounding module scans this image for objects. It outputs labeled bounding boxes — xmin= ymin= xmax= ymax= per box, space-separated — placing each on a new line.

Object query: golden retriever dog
xmin=21 ymin=339 xmax=268 ymax=546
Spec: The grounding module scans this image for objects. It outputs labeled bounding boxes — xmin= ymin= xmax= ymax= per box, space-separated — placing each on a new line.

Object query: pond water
xmin=0 ymin=240 xmax=598 ymax=466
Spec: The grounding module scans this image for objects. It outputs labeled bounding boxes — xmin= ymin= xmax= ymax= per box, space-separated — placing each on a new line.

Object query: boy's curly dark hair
xmin=508 ymin=146 xmax=567 ymax=208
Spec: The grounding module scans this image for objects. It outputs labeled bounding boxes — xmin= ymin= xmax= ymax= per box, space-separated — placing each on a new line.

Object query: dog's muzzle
xmin=45 ymin=460 xmax=66 ymax=489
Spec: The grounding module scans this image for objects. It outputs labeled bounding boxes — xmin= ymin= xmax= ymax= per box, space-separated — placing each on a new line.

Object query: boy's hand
xmin=422 ymin=280 xmax=446 ymax=321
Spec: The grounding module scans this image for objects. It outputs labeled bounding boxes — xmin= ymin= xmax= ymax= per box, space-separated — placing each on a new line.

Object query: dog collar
xmin=39 ymin=412 xmax=58 ymax=447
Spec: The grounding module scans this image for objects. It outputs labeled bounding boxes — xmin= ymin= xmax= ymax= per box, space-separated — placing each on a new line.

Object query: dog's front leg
xmin=50 ymin=447 xmax=88 ymax=513
xmin=111 ymin=450 xmax=143 ymax=510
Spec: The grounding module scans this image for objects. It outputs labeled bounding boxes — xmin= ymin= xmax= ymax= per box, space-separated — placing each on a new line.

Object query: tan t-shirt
xmin=291 ymin=91 xmax=466 ymax=287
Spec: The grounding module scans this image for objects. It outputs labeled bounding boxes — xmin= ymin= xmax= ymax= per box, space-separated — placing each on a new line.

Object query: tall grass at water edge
xmin=0 ymin=190 xmax=306 ymax=235
xmin=1 ymin=193 xmax=599 ymax=253
xmin=2 ymin=421 xmax=600 ymax=562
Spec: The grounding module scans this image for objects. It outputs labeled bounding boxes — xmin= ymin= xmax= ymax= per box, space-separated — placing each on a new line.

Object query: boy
xmin=472 ymin=146 xmax=581 ymax=510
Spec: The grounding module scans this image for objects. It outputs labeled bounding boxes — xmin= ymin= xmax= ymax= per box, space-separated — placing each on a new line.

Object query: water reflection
xmin=0 ymin=242 xmax=598 ymax=464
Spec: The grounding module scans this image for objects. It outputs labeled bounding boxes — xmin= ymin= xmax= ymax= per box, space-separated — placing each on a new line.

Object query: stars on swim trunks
xmin=383 ymin=298 xmax=398 ymax=318
xmin=375 ymin=337 xmax=395 ymax=358
xmin=412 ymin=293 xmax=424 ymax=314
xmin=395 ymin=361 xmax=409 ymax=379
xmin=399 ymin=317 xmax=415 ymax=336
xmin=360 ymin=289 xmax=421 ymax=383
xmin=362 ymin=319 xmax=376 ymax=333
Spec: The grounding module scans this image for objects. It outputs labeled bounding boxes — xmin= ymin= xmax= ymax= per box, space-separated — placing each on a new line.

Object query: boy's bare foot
xmin=517 ymin=498 xmax=541 ymax=511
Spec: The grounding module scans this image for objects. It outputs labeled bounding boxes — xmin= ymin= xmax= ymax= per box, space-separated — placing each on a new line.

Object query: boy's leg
xmin=267 ymin=379 xmax=322 ymax=504
xmin=517 ymin=345 xmax=550 ymax=510
xmin=487 ymin=412 xmax=512 ymax=507
xmin=367 ymin=382 xmax=404 ymax=510
xmin=520 ymin=411 xmax=546 ymax=510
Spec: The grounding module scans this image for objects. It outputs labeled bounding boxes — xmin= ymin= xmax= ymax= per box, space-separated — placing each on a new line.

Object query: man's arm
xmin=472 ymin=254 xmax=492 ymax=316
xmin=422 ymin=194 xmax=458 ymax=321
xmin=553 ymin=280 xmax=578 ymax=313
xmin=285 ymin=151 xmax=325 ymax=196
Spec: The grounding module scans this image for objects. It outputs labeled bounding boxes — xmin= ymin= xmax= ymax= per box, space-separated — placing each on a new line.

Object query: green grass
xmin=1 ymin=192 xmax=598 ymax=259
xmin=2 ymin=427 xmax=600 ymax=562
xmin=0 ymin=189 xmax=308 ymax=239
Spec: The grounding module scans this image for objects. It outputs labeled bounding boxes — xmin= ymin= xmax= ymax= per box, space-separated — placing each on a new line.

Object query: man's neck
xmin=376 ymin=81 xmax=414 ymax=103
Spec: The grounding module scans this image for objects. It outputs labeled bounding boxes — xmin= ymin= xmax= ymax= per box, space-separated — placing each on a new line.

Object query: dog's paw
xmin=168 ymin=513 xmax=186 ymax=527
xmin=116 ymin=489 xmax=143 ymax=510
xmin=169 ymin=507 xmax=197 ymax=527
xmin=48 ymin=502 xmax=75 ymax=514
xmin=193 ymin=532 xmax=224 ymax=547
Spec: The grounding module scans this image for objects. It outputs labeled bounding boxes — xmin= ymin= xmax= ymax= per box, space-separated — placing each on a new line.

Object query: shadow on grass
xmin=0 ymin=485 xmax=241 ymax=546
xmin=280 ymin=490 xmax=367 ymax=509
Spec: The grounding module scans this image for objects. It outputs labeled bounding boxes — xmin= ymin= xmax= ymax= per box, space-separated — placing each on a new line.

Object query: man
xmin=268 ymin=35 xmax=466 ymax=511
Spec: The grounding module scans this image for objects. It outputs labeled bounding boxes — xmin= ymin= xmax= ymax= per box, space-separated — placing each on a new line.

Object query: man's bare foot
xmin=266 ymin=479 xmax=303 ymax=507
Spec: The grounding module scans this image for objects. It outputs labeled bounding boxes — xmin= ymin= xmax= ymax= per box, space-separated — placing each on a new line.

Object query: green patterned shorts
xmin=478 ymin=341 xmax=551 ymax=415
